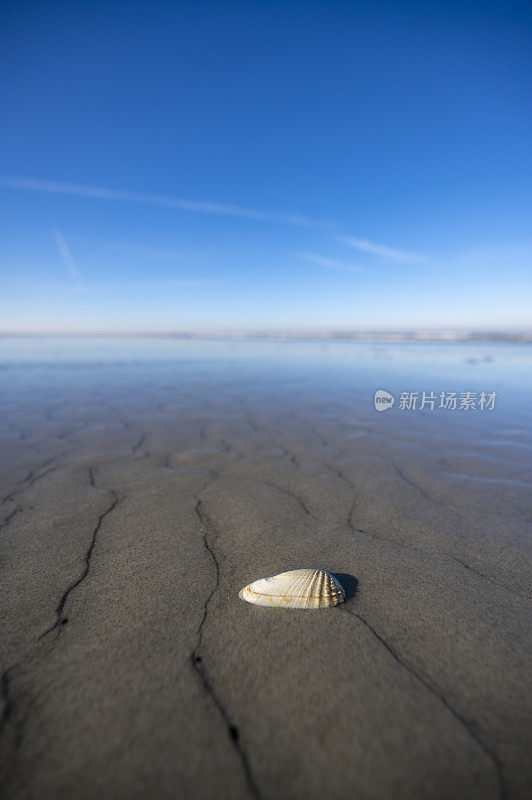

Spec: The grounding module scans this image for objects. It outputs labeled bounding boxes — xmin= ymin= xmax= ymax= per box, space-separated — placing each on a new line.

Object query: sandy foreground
xmin=0 ymin=375 xmax=531 ymax=800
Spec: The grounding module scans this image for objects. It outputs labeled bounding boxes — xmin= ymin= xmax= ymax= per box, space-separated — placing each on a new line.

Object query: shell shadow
xmin=333 ymin=573 xmax=358 ymax=601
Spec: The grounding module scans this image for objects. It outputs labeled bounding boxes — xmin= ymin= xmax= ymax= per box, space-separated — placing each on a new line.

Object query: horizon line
xmin=0 ymin=328 xmax=531 ymax=342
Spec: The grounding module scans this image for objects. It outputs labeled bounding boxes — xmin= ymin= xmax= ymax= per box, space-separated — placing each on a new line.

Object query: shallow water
xmin=1 ymin=336 xmax=531 ymax=470
xmin=1 ymin=336 xmax=531 ymax=411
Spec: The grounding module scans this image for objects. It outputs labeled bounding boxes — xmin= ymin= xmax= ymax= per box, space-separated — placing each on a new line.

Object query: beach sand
xmin=0 ymin=360 xmax=531 ymax=800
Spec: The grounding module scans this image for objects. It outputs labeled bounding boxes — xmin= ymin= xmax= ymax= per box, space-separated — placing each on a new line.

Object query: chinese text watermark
xmin=374 ymin=389 xmax=497 ymax=412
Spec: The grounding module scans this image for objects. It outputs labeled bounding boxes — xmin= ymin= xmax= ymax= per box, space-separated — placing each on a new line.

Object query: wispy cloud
xmin=299 ymin=252 xmax=361 ymax=273
xmin=52 ymin=228 xmax=81 ymax=280
xmin=339 ymin=235 xmax=424 ymax=264
xmin=3 ymin=177 xmax=428 ymax=278
xmin=2 ymin=177 xmax=313 ymax=227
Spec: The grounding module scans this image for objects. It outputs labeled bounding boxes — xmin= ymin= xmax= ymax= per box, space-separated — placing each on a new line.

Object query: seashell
xmin=239 ymin=568 xmax=345 ymax=609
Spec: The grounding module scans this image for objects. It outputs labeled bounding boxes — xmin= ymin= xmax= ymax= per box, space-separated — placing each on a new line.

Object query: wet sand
xmin=0 ymin=349 xmax=531 ymax=800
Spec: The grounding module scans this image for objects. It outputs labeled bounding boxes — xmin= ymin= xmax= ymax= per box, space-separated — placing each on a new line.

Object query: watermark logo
xmin=374 ymin=389 xmax=395 ymax=412
xmin=373 ymin=389 xmax=497 ymax=412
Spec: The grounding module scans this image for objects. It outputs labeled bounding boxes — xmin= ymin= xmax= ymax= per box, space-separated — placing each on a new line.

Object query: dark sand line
xmin=192 ymin=497 xmax=264 ymax=800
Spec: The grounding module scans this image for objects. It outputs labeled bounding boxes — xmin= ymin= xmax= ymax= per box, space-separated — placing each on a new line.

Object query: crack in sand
xmin=289 ymin=453 xmax=301 ymax=468
xmin=256 ymin=479 xmax=314 ymax=519
xmin=191 ymin=499 xmax=264 ymax=800
xmin=0 ymin=669 xmax=14 ymax=739
xmin=0 ymin=506 xmax=23 ymax=534
xmin=39 ymin=468 xmax=118 ymax=638
xmin=131 ymin=433 xmax=148 ymax=457
xmin=391 ymin=460 xmax=447 ymax=508
xmin=340 ymin=606 xmax=507 ymax=800
xmin=1 ymin=456 xmax=60 ymax=507
xmin=0 ymin=664 xmax=24 ymax=760
xmin=346 ymin=517 xmax=529 ymax=599
xmin=245 ymin=417 xmax=259 ymax=434
xmin=323 ymin=462 xmax=529 ymax=600
xmin=57 ymin=421 xmax=90 ymax=441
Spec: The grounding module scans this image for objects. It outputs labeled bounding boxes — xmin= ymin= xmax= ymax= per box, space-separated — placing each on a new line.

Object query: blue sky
xmin=1 ymin=0 xmax=530 ymax=331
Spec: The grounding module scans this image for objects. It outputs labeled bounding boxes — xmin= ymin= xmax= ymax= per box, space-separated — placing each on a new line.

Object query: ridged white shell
xmin=239 ymin=568 xmax=345 ymax=609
